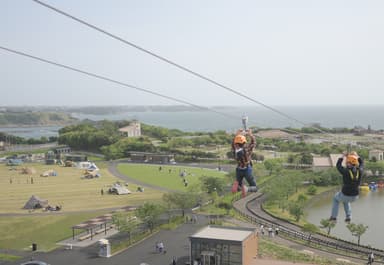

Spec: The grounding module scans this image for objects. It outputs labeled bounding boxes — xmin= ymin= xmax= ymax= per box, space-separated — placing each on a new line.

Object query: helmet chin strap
xmin=235 ymin=147 xmax=243 ymax=153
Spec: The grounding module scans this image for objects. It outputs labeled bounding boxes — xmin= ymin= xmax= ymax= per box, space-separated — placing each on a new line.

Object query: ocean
xmin=71 ymin=105 xmax=384 ymax=131
xmin=2 ymin=105 xmax=384 ymax=139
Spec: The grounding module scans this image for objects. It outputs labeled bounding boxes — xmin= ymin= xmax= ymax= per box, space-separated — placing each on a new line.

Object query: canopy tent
xmin=108 ymin=183 xmax=131 ymax=195
xmin=23 ymin=195 xmax=48 ymax=209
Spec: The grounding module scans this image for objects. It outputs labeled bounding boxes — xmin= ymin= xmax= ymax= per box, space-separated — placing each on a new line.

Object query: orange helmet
xmin=234 ymin=135 xmax=246 ymax=144
xmin=346 ymin=154 xmax=359 ymax=166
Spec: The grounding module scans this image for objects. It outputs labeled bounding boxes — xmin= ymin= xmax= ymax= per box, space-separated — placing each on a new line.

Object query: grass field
xmin=0 ymin=161 xmax=228 ymax=251
xmin=0 ymin=162 xmax=162 ymax=214
xmin=117 ymin=163 xmax=228 ymax=190
xmin=0 ymin=211 xmax=108 ymax=251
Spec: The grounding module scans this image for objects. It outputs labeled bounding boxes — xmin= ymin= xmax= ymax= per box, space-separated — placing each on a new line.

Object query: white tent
xmin=108 ymin=183 xmax=130 ymax=195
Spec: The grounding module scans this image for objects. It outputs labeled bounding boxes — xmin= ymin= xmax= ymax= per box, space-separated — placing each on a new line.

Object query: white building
xmin=118 ymin=121 xmax=141 ymax=137
xmin=369 ymin=149 xmax=384 ymax=161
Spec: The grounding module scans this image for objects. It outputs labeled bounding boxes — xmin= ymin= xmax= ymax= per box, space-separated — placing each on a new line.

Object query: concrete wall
xmin=242 ymin=232 xmax=258 ymax=265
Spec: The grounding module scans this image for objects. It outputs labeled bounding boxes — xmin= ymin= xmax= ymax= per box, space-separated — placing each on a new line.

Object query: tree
xmin=112 ymin=212 xmax=138 ymax=244
xmin=289 ymin=201 xmax=304 ymax=222
xmin=264 ymin=159 xmax=283 ymax=175
xmin=312 ymin=168 xmax=340 ymax=186
xmin=300 ymin=152 xmax=313 ymax=165
xmin=346 ymin=223 xmax=368 ymax=246
xmin=297 ymin=194 xmax=308 ymax=204
xmin=307 ymin=185 xmax=317 ymax=195
xmin=217 ymin=201 xmax=232 ymax=214
xmin=162 ymin=192 xmax=199 ymax=217
xmin=302 ymin=223 xmax=319 ymax=243
xmin=200 ymin=176 xmax=225 ymax=194
xmin=320 ymin=218 xmax=336 ymax=235
xmin=135 ymin=202 xmax=165 ymax=232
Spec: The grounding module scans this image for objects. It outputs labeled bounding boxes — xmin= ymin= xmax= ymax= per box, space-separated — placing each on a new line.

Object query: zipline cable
xmin=0 ymin=45 xmax=335 ymax=143
xmin=0 ymin=45 xmax=240 ymax=121
xmin=0 ymin=45 xmax=340 ymax=145
xmin=31 ymin=0 xmax=335 ymax=138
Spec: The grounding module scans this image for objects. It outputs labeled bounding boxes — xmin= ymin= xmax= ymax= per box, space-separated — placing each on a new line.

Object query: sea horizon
xmin=2 ymin=105 xmax=384 ymax=139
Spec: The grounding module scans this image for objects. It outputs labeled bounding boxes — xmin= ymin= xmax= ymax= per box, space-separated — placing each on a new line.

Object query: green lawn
xmin=0 ymin=162 xmax=164 ymax=251
xmin=0 ymin=162 xmax=228 ymax=251
xmin=117 ymin=163 xmax=227 ymax=190
xmin=0 ymin=162 xmax=163 ymax=213
xmin=0 ymin=211 xmax=108 ymax=251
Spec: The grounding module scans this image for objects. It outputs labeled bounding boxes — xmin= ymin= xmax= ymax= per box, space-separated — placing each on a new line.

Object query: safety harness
xmin=348 ymin=169 xmax=359 ymax=181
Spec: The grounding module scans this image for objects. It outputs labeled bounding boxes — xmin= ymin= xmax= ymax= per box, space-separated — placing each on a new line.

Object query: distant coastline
xmin=2 ymin=105 xmax=384 ymax=139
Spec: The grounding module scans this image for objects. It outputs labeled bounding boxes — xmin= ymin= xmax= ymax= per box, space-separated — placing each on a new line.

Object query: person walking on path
xmin=367 ymin=252 xmax=374 ymax=265
xmin=260 ymin=225 xmax=265 ymax=236
xmin=274 ymin=227 xmax=279 ymax=236
xmin=158 ymin=241 xmax=164 ymax=253
xmin=329 ymin=151 xmax=364 ymax=223
xmin=231 ymin=129 xmax=258 ymax=197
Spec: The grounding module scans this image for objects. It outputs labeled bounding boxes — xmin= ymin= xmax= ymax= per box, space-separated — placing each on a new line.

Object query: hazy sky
xmin=1 ymin=0 xmax=384 ymax=107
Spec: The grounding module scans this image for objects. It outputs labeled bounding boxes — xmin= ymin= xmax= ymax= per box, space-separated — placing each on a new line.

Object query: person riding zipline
xmin=329 ymin=151 xmax=364 ymax=223
xmin=231 ymin=129 xmax=258 ymax=197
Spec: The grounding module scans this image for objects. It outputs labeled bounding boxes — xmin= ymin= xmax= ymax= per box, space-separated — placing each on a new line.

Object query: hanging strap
xmin=348 ymin=169 xmax=359 ymax=181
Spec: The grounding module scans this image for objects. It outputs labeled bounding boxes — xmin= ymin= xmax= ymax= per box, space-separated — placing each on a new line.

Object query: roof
xmin=312 ymin=157 xmax=331 ymax=167
xmin=255 ymin=130 xmax=291 ymax=139
xmin=330 ymin=154 xmax=342 ymax=166
xmin=312 ymin=154 xmax=343 ymax=167
xmin=72 ymin=213 xmax=113 ymax=229
xmin=190 ymin=225 xmax=255 ymax=242
xmin=369 ymin=149 xmax=383 ymax=154
xmin=118 ymin=122 xmax=140 ymax=132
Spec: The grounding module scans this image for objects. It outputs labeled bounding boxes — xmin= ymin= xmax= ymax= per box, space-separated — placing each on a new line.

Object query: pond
xmin=305 ymin=188 xmax=384 ymax=249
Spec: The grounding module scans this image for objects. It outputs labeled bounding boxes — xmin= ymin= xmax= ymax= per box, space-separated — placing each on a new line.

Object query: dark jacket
xmin=336 ymin=157 xmax=364 ymax=196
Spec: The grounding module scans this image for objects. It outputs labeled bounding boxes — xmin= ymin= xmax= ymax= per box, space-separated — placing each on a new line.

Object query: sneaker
xmin=247 ymin=186 xmax=258 ymax=192
xmin=345 ymin=217 xmax=351 ymax=223
xmin=241 ymin=184 xmax=247 ymax=198
xmin=231 ymin=181 xmax=239 ymax=193
xmin=329 ymin=217 xmax=337 ymax=222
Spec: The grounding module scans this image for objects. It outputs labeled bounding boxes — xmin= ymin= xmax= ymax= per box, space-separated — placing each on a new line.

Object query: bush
xmin=307 ymin=185 xmax=317 ymax=195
